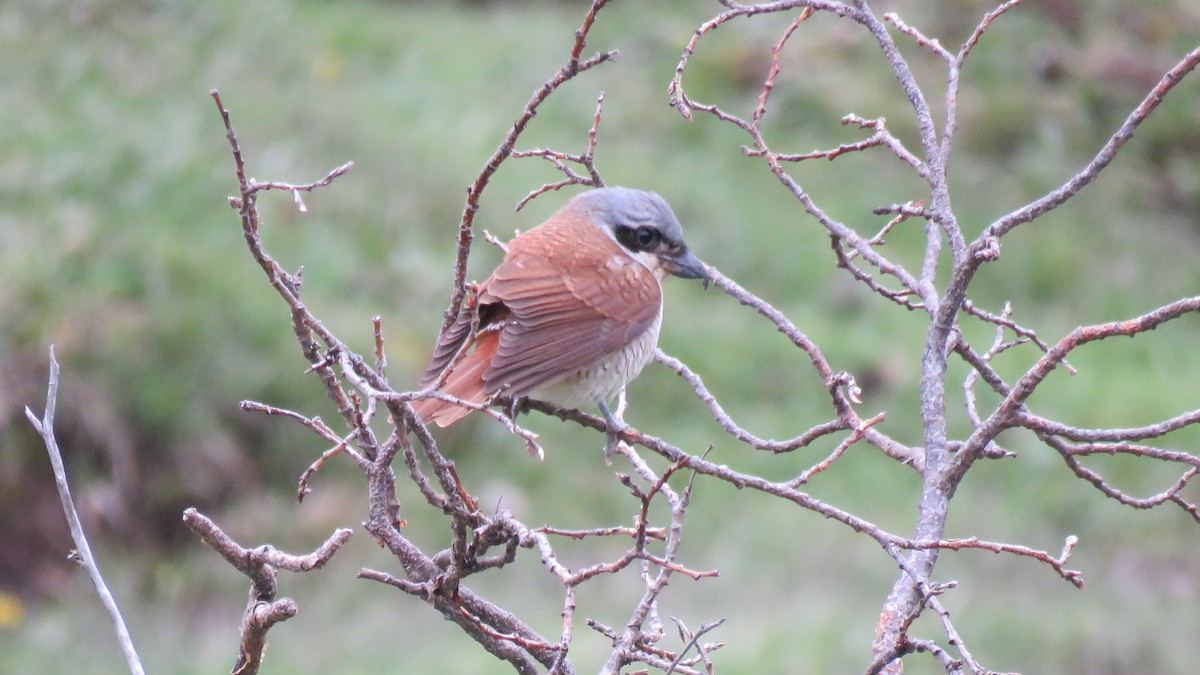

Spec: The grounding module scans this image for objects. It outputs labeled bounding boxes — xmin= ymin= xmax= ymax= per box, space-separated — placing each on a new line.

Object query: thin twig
xmin=25 ymin=347 xmax=146 ymax=675
xmin=514 ymin=91 xmax=608 ymax=210
xmin=443 ymin=0 xmax=618 ymax=337
xmin=952 ymin=295 xmax=1200 ymax=479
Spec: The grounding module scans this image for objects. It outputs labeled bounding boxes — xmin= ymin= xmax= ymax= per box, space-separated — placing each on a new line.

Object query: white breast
xmin=531 ymin=308 xmax=663 ymax=411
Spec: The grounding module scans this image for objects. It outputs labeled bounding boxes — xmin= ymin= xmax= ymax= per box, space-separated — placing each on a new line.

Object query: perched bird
xmin=412 ymin=186 xmax=708 ymax=442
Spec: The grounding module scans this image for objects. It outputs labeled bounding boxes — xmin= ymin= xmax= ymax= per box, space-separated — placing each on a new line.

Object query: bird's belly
xmin=530 ymin=314 xmax=662 ymax=410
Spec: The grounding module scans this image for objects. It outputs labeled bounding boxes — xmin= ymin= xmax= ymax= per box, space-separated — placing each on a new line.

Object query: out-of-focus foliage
xmin=1 ymin=0 xmax=1198 ymax=672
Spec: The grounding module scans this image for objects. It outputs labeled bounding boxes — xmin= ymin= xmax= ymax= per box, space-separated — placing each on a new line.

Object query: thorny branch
xmin=192 ymin=1 xmax=1200 ymax=674
xmin=207 ymin=3 xmax=733 ymax=673
xmin=669 ymin=1 xmax=1200 ymax=673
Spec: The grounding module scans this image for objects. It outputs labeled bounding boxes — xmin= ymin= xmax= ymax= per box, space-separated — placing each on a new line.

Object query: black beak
xmin=662 ymin=247 xmax=711 ymax=289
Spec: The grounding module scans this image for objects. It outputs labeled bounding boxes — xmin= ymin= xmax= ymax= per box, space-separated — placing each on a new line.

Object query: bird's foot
xmin=597 ymin=400 xmax=628 ymax=466
xmin=602 ymin=426 xmax=626 ymax=465
xmin=505 ymin=396 xmax=526 ymax=420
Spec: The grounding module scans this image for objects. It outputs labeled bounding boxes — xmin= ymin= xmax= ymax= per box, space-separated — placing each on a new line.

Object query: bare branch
xmin=910 ymin=534 xmax=1083 ymax=589
xmin=961 ymin=299 xmax=1069 ymax=371
xmin=752 ymin=9 xmax=813 ymax=127
xmin=667 ymin=616 xmax=726 ymax=675
xmin=443 ymin=0 xmax=618 ymax=338
xmin=514 ymin=91 xmax=608 ymax=209
xmin=1016 ymin=408 xmax=1200 ymax=445
xmin=200 ymin=3 xmax=1200 ymax=672
xmin=959 ymin=0 xmax=1022 ymax=62
xmin=954 ymin=295 xmax=1200 ymax=477
xmin=245 ymin=161 xmax=354 ymax=213
xmin=941 ymin=44 xmax=1200 ymax=315
xmin=25 ymin=347 xmax=146 ymax=675
xmin=182 ymin=508 xmax=351 ymax=674
xmin=655 ymin=349 xmax=851 ymax=453
xmin=884 ymin=12 xmax=952 ymax=62
xmin=787 ymin=412 xmax=886 ymax=487
xmin=679 ymin=267 xmax=923 ymax=466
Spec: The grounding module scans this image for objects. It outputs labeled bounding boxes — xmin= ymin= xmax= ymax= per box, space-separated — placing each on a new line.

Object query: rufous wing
xmin=483 ymin=205 xmax=661 ymax=395
xmin=412 ymin=201 xmax=661 ymax=426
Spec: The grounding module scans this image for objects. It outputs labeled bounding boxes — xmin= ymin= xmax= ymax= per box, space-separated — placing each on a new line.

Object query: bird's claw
xmin=597 ymin=399 xmax=628 ymax=465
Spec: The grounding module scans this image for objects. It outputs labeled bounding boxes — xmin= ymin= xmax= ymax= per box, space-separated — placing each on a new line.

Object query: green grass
xmin=3 ymin=0 xmax=1200 ymax=672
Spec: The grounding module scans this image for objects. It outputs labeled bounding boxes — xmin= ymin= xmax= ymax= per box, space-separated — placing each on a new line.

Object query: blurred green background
xmin=2 ymin=0 xmax=1199 ymax=672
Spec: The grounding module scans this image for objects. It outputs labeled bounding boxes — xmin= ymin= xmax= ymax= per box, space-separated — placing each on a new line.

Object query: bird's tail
xmin=410 ymin=335 xmax=498 ymax=427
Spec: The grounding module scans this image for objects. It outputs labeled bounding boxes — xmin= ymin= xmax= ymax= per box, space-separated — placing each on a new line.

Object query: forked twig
xmin=183 ymin=508 xmax=352 ymax=675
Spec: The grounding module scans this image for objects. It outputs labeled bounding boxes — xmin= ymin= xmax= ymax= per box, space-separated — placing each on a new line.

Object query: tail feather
xmin=411 ymin=333 xmax=499 ymax=427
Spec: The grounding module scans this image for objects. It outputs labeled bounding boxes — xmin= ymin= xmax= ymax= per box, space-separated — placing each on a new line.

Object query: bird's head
xmin=572 ymin=186 xmax=710 ymax=288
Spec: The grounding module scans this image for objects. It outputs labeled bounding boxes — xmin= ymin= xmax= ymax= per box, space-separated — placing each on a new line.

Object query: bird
xmin=411 ymin=186 xmax=708 ymax=447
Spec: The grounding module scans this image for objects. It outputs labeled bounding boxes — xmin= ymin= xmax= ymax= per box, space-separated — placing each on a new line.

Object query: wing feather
xmin=415 ymin=200 xmax=663 ymax=417
xmin=482 ymin=207 xmax=660 ymax=396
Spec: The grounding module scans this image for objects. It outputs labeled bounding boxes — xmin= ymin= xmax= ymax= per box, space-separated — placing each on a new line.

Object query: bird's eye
xmin=616 ymin=225 xmax=659 ymax=252
xmin=619 ymin=224 xmax=657 ymax=251
xmin=636 ymin=227 xmax=658 ymax=248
